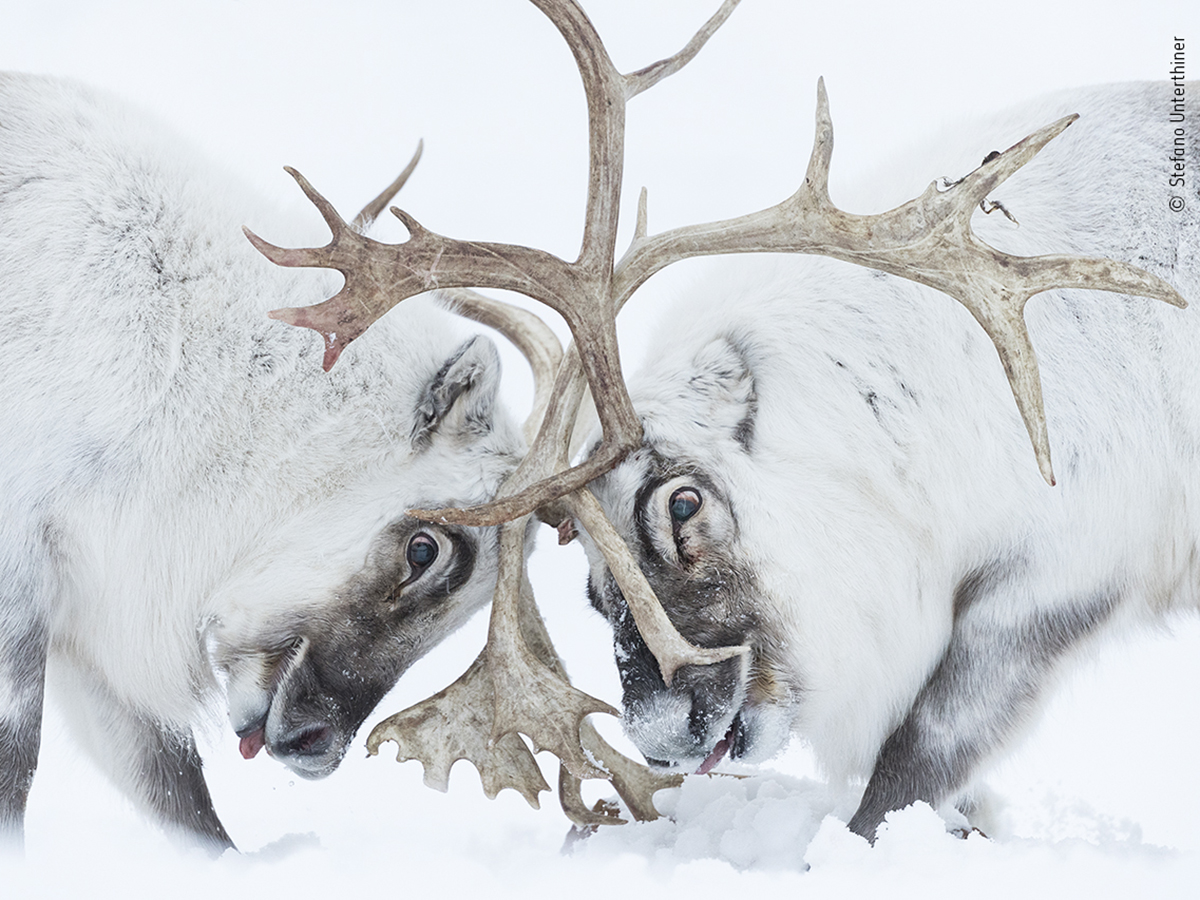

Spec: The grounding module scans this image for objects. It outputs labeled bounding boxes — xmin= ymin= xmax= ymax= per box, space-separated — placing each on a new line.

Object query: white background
xmin=3 ymin=1 xmax=1200 ymax=896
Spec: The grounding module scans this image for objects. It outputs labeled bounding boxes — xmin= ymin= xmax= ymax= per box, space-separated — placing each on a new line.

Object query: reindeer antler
xmin=246 ymin=0 xmax=745 ymax=524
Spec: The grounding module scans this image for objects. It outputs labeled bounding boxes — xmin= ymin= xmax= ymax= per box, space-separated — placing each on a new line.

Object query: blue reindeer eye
xmin=407 ymin=533 xmax=439 ymax=569
xmin=669 ymin=488 xmax=702 ymax=523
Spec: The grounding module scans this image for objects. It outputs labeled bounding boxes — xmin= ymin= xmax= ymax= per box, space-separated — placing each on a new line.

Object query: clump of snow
xmin=580 ymin=772 xmax=1191 ymax=899
xmin=577 ymin=770 xmax=843 ymax=872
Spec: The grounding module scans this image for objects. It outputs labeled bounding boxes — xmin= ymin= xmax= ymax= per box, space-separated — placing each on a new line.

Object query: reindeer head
xmin=580 ymin=337 xmax=798 ymax=772
xmin=207 ymin=331 xmax=520 ymax=779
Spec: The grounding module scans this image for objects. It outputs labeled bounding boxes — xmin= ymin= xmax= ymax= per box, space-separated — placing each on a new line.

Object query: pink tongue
xmin=239 ymin=728 xmax=266 ymax=760
xmin=695 ymin=731 xmax=731 ymax=775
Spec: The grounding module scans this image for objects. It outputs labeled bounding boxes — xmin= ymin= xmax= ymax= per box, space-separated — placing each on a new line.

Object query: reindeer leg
xmin=848 ymin=560 xmax=1119 ymax=842
xmin=52 ymin=658 xmax=233 ymax=854
xmin=0 ymin=613 xmax=48 ymax=852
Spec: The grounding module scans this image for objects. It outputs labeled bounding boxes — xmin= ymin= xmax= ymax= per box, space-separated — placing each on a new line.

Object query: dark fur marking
xmin=136 ymin=724 xmax=233 ymax=854
xmin=951 ymin=555 xmax=1027 ymax=620
xmin=826 ymin=355 xmax=923 ymax=436
xmin=633 ymin=470 xmax=673 ymax=563
xmin=0 ymin=620 xmax=48 ymax=847
xmin=864 ymin=390 xmax=880 ymax=421
xmin=733 ymin=391 xmax=757 ymax=452
xmin=586 ymin=572 xmax=608 ymax=617
xmin=723 ymin=335 xmax=758 ymax=453
xmin=850 ymin=580 xmax=1119 ymax=841
xmin=0 ymin=614 xmax=47 ymax=844
xmin=0 ymin=175 xmax=50 ymax=200
xmin=249 ymin=334 xmax=275 ymax=377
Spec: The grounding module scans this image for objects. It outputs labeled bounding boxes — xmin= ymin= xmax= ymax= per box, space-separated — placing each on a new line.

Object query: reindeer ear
xmin=411 ymin=336 xmax=502 ymax=449
xmin=687 ymin=337 xmax=758 ymax=451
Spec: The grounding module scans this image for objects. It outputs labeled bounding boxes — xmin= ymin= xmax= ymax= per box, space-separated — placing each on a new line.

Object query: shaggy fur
xmin=582 ymin=81 xmax=1200 ymax=840
xmin=0 ymin=74 xmax=522 ymax=851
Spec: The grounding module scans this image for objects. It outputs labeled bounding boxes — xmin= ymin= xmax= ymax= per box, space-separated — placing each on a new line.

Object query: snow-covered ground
xmin=3 ymin=0 xmax=1200 ymax=895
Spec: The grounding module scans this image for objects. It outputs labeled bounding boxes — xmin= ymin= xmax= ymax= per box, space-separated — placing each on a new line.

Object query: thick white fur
xmin=604 ymin=82 xmax=1198 ymax=789
xmin=0 ymin=73 xmax=519 ymax=841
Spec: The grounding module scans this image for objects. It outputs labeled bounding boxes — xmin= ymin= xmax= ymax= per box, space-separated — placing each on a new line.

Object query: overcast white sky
xmin=5 ymin=0 xmax=1195 ymax=269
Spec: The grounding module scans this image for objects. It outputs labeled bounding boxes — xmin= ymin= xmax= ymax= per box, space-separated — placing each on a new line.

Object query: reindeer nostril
xmin=281 ymin=724 xmax=334 ymax=757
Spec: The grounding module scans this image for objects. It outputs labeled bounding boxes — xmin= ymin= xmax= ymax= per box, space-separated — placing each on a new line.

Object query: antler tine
xmin=624 ymin=0 xmax=741 ymax=99
xmin=284 ymin=166 xmax=353 ymax=239
xmin=365 ymin=650 xmax=551 ymax=808
xmin=352 ymin=140 xmax=424 ymax=234
xmin=634 ymin=187 xmax=648 ymax=242
xmin=577 ymin=719 xmax=682 ymax=822
xmin=242 ymin=224 xmax=327 ymax=271
xmin=803 ymin=77 xmax=834 ymax=204
xmin=559 ymin=719 xmax=684 ymax=826
xmin=243 ymin=167 xmax=348 ymax=269
xmin=953 ymin=115 xmax=1075 ymax=216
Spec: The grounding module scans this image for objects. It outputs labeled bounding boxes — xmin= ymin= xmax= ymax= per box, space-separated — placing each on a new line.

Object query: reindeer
xmin=250 ymin=0 xmax=1188 ymax=842
xmin=0 ymin=72 xmax=526 ymax=852
xmin=580 ymin=81 xmax=1200 ymax=839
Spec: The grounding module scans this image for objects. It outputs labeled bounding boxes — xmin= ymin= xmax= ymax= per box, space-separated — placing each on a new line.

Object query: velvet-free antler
xmin=252 ymin=0 xmax=1186 ymax=827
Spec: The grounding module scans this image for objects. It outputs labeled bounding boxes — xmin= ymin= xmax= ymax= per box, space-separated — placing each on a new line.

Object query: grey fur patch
xmin=724 ymin=336 xmax=758 ymax=452
xmin=135 ymin=724 xmax=233 ymax=854
xmin=849 ymin=575 xmax=1119 ymax=841
xmin=952 ymin=555 xmax=1028 ymax=620
xmin=0 ymin=619 xmax=48 ymax=847
xmin=732 ymin=390 xmax=757 ymax=452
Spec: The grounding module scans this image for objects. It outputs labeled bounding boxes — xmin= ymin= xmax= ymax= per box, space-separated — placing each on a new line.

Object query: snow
xmin=4 ymin=0 xmax=1200 ymax=895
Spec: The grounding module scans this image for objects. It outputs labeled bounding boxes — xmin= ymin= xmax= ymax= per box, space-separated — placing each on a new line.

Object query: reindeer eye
xmin=669 ymin=488 xmax=702 ymax=523
xmin=406 ymin=533 xmax=439 ymax=570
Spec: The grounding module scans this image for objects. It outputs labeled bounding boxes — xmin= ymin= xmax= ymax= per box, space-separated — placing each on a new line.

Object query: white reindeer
xmin=0 ymin=73 xmax=523 ymax=852
xmin=580 ymin=80 xmax=1199 ymax=839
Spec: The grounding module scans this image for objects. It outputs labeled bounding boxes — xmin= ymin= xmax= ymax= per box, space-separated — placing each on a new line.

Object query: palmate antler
xmin=249 ymin=0 xmax=1186 ymax=826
